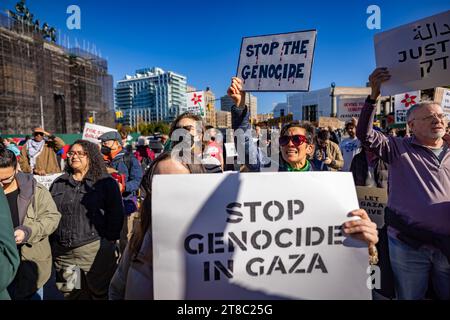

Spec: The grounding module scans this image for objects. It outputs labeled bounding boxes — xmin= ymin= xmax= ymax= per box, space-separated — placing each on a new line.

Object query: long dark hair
xmin=65 ymin=139 xmax=107 ymax=182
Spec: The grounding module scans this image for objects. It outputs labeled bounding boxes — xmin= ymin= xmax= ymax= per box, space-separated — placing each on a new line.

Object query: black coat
xmin=50 ymin=173 xmax=124 ymax=248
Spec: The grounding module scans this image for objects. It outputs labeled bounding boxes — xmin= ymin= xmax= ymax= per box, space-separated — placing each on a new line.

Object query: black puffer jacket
xmin=50 ymin=173 xmax=124 ymax=248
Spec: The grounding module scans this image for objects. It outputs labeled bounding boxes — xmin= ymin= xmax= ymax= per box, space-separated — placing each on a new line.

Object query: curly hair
xmin=65 ymin=139 xmax=107 ymax=182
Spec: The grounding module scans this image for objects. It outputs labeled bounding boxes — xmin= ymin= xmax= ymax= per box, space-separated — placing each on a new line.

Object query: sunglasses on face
xmin=33 ymin=132 xmax=44 ymax=137
xmin=279 ymin=134 xmax=308 ymax=147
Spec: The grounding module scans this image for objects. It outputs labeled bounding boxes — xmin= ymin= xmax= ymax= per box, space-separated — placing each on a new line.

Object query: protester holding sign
xmin=357 ymin=67 xmax=450 ymax=300
xmin=0 ymin=147 xmax=61 ymax=300
xmin=50 ymin=140 xmax=124 ymax=300
xmin=19 ymin=128 xmax=65 ymax=176
xmin=228 ymin=76 xmax=377 ymax=232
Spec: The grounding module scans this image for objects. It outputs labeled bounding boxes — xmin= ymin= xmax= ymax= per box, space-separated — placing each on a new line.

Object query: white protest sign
xmin=186 ymin=91 xmax=205 ymax=117
xmin=224 ymin=142 xmax=238 ymax=158
xmin=82 ymin=123 xmax=117 ymax=143
xmin=337 ymin=97 xmax=367 ymax=123
xmin=441 ymin=88 xmax=450 ymax=120
xmin=375 ymin=10 xmax=450 ymax=96
xmin=152 ymin=172 xmax=371 ymax=300
xmin=356 ymin=187 xmax=387 ymax=229
xmin=394 ymin=91 xmax=420 ymax=123
xmin=34 ymin=173 xmax=63 ymax=190
xmin=237 ymin=30 xmax=317 ymax=92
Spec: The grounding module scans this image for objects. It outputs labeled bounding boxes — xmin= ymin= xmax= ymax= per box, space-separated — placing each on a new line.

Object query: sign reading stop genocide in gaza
xmin=237 ymin=30 xmax=317 ymax=92
xmin=152 ymin=172 xmax=371 ymax=300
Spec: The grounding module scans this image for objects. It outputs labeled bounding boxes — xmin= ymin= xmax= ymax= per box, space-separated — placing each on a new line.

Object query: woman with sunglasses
xmin=19 ymin=128 xmax=65 ymax=176
xmin=227 ymin=77 xmax=379 ymax=258
xmin=50 ymin=140 xmax=124 ymax=300
xmin=0 ymin=146 xmax=61 ymax=300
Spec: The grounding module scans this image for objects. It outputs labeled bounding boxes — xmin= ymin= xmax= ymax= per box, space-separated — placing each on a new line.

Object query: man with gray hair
xmin=356 ymin=67 xmax=450 ymax=300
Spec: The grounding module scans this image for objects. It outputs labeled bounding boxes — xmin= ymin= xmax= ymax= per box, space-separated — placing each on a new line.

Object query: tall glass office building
xmin=115 ymin=67 xmax=187 ymax=126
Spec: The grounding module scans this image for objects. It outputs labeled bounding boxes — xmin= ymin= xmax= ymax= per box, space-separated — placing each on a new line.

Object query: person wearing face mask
xmin=97 ymin=131 xmax=143 ymax=253
xmin=19 ymin=128 xmax=65 ymax=176
xmin=50 ymin=140 xmax=124 ymax=299
xmin=169 ymin=113 xmax=223 ymax=173
xmin=0 ymin=146 xmax=61 ymax=300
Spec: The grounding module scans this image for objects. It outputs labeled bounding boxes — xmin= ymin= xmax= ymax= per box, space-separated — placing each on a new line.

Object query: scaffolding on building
xmin=0 ymin=11 xmax=114 ymax=135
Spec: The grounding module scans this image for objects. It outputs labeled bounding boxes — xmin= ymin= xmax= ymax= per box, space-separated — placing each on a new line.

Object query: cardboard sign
xmin=237 ymin=30 xmax=317 ymax=92
xmin=152 ymin=172 xmax=371 ymax=300
xmin=337 ymin=97 xmax=367 ymax=123
xmin=375 ymin=10 xmax=450 ymax=96
xmin=34 ymin=173 xmax=63 ymax=190
xmin=82 ymin=123 xmax=117 ymax=144
xmin=186 ymin=91 xmax=205 ymax=117
xmin=355 ymin=186 xmax=387 ymax=229
xmin=318 ymin=117 xmax=345 ymax=129
xmin=394 ymin=91 xmax=421 ymax=123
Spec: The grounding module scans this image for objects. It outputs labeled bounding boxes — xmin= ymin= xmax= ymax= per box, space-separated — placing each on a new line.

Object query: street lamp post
xmin=330 ymin=82 xmax=336 ymax=117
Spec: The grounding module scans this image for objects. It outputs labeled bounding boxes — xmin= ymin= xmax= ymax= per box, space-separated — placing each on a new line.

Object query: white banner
xmin=82 ymin=123 xmax=117 ymax=144
xmin=186 ymin=91 xmax=205 ymax=117
xmin=394 ymin=91 xmax=421 ymax=123
xmin=375 ymin=10 xmax=450 ymax=96
xmin=337 ymin=97 xmax=367 ymax=123
xmin=237 ymin=30 xmax=317 ymax=92
xmin=152 ymin=172 xmax=371 ymax=300
xmin=34 ymin=173 xmax=63 ymax=190
xmin=442 ymin=88 xmax=450 ymax=120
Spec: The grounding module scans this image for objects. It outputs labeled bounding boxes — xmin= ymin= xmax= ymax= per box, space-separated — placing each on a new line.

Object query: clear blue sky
xmin=2 ymin=0 xmax=449 ymax=113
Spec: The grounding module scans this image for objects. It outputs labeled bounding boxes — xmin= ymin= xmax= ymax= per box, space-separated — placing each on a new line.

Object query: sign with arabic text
xmin=374 ymin=10 xmax=450 ymax=96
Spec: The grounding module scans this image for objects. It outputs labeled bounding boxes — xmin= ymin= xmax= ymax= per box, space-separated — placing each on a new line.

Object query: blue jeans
xmin=389 ymin=235 xmax=450 ymax=300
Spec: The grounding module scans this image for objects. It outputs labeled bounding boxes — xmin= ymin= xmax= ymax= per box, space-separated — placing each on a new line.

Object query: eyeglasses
xmin=279 ymin=134 xmax=308 ymax=147
xmin=67 ymin=151 xmax=88 ymax=158
xmin=414 ymin=113 xmax=447 ymax=122
xmin=33 ymin=132 xmax=44 ymax=137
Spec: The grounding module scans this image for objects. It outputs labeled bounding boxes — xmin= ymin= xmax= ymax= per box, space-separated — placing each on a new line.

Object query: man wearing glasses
xmin=19 ymin=128 xmax=65 ymax=176
xmin=357 ymin=68 xmax=450 ymax=300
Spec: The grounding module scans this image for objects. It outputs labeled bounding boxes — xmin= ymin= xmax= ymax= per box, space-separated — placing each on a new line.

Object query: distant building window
xmin=302 ymin=105 xmax=317 ymax=122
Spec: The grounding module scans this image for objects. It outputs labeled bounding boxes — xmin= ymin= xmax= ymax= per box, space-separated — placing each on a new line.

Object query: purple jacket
xmin=356 ymin=99 xmax=450 ymax=236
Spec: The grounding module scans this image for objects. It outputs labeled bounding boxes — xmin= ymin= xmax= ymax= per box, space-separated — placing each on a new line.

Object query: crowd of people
xmin=0 ymin=67 xmax=449 ymax=300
